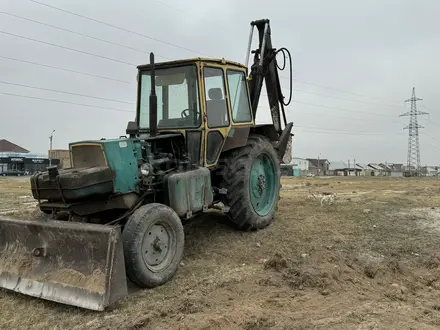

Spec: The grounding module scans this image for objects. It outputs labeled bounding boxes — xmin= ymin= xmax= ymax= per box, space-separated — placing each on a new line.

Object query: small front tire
xmin=122 ymin=203 xmax=185 ymax=288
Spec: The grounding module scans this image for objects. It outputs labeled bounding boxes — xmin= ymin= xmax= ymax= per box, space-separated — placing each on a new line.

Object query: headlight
xmin=140 ymin=163 xmax=151 ymax=176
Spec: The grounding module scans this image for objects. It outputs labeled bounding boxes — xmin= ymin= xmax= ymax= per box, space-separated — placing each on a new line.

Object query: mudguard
xmin=0 ymin=217 xmax=127 ymax=311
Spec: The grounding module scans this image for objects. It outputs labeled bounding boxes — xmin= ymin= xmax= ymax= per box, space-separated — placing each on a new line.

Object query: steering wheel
xmin=181 ymin=108 xmax=190 ymax=118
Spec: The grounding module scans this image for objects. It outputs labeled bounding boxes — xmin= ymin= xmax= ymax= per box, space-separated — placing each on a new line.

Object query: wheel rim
xmin=141 ymin=222 xmax=175 ymax=273
xmin=249 ymin=152 xmax=277 ymax=216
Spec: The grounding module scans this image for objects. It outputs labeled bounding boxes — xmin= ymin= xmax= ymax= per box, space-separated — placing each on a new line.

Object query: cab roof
xmin=137 ymin=57 xmax=247 ymax=70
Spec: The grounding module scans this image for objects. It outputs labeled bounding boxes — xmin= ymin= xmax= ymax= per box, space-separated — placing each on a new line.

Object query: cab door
xmin=201 ymin=64 xmax=231 ymax=167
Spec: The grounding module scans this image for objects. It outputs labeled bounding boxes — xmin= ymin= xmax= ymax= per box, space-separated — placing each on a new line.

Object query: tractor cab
xmin=134 ymin=58 xmax=255 ymax=167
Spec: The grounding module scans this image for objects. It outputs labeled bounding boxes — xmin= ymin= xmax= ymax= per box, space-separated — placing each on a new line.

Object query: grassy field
xmin=1 ymin=176 xmax=440 ymax=329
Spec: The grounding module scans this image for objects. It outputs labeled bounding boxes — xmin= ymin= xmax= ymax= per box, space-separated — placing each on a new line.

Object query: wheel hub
xmin=258 ymin=174 xmax=266 ymax=192
xmin=142 ymin=224 xmax=170 ymax=267
xmin=249 ymin=153 xmax=277 ymax=216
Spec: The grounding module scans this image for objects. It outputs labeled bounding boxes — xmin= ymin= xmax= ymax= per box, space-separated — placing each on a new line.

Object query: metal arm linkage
xmin=247 ymin=19 xmax=288 ymax=135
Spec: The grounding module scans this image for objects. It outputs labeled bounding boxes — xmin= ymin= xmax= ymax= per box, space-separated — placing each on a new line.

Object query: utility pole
xmin=354 ymin=158 xmax=356 ymax=176
xmin=49 ymin=130 xmax=55 ymax=167
xmin=317 ymin=155 xmax=320 ymax=176
xmin=399 ymin=87 xmax=428 ymax=177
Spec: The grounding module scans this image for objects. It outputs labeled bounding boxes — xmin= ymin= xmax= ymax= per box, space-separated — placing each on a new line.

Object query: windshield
xmin=138 ymin=64 xmax=201 ymax=130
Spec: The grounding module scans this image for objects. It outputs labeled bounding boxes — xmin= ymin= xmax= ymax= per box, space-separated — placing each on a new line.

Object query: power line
xmin=296 ymin=110 xmax=401 ymax=124
xmin=0 ymin=87 xmax=405 ymax=135
xmin=0 ymin=55 xmax=133 ymax=85
xmin=295 ymin=124 xmax=402 ymax=135
xmin=263 ymin=86 xmax=404 ymax=113
xmin=28 ymin=0 xmax=209 ymax=57
xmin=427 ymin=118 xmax=440 ymax=129
xmin=298 ymin=130 xmax=404 ymax=136
xmin=150 ymin=0 xmax=210 ymax=23
xmin=292 ymin=88 xmax=402 ymax=108
xmin=0 ymin=91 xmax=134 ymax=113
xmin=258 ymin=105 xmax=399 ymax=124
xmin=282 ymin=76 xmax=401 ymax=104
xmin=0 ymin=54 xmax=402 ymax=120
xmin=0 ymin=90 xmax=407 ymax=138
xmin=423 ymin=132 xmax=438 ymax=141
xmin=0 ymin=11 xmax=172 ymax=60
xmin=1 ymin=2 xmax=408 ymax=122
xmin=0 ymin=30 xmax=136 ymax=66
xmin=15 ymin=1 xmax=405 ymax=111
xmin=421 ymin=133 xmax=440 ymax=153
xmin=140 ymin=0 xmax=402 ymax=105
xmin=293 ymin=100 xmax=397 ymax=118
xmin=27 ymin=0 xmax=405 ymax=107
xmin=0 ymin=80 xmax=134 ymax=104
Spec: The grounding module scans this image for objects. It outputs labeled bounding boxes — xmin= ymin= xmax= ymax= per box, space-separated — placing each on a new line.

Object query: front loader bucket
xmin=0 ymin=217 xmax=128 ymax=311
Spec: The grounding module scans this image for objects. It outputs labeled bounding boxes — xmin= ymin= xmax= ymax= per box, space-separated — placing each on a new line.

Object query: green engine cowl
xmin=30 ymin=138 xmax=141 ymax=203
xmin=69 ymin=138 xmax=141 ymax=194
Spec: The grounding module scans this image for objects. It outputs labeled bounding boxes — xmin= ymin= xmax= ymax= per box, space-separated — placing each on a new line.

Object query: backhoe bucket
xmin=0 ymin=217 xmax=128 ymax=311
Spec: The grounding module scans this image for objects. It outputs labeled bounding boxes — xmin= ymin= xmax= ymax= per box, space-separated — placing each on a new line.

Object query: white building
xmin=291 ymin=157 xmax=309 ymax=171
xmin=425 ymin=166 xmax=438 ymax=177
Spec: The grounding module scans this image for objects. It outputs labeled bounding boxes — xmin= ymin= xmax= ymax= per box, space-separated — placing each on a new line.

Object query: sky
xmin=0 ymin=0 xmax=439 ymax=165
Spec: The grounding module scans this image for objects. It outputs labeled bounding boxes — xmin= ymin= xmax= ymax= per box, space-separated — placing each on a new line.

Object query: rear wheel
xmin=219 ymin=134 xmax=281 ymax=230
xmin=122 ymin=203 xmax=185 ymax=288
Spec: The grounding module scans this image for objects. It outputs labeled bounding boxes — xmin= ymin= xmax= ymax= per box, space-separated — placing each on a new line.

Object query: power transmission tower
xmin=399 ymin=87 xmax=428 ymax=177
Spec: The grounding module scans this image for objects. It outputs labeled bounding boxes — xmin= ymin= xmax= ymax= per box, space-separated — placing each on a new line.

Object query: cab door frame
xmin=221 ymin=66 xmax=255 ymax=153
xmin=199 ymin=62 xmax=232 ymax=168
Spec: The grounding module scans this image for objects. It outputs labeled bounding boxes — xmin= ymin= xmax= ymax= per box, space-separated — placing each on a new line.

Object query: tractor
xmin=0 ymin=19 xmax=294 ymax=311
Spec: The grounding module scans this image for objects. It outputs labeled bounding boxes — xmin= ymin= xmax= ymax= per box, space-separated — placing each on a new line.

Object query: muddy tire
xmin=122 ymin=203 xmax=184 ymax=288
xmin=219 ymin=134 xmax=281 ymax=230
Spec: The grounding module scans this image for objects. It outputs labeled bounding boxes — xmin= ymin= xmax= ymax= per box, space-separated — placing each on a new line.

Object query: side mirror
xmin=126 ymin=121 xmax=139 ymax=137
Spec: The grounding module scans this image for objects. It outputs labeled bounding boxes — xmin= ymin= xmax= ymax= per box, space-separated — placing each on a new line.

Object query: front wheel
xmin=122 ymin=203 xmax=185 ymax=288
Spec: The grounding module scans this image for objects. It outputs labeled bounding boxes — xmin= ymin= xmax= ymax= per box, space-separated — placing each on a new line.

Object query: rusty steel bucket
xmin=0 ymin=217 xmax=128 ymax=311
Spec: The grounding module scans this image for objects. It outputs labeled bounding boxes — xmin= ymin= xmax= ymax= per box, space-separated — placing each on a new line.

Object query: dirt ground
xmin=1 ymin=175 xmax=440 ymax=329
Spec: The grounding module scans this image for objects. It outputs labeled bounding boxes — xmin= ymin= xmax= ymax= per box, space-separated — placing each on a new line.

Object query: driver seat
xmin=206 ymin=88 xmax=228 ymax=127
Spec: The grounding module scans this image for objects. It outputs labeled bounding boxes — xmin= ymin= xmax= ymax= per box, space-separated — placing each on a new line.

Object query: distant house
xmin=280 ymin=164 xmax=293 ymax=176
xmin=423 ymin=166 xmax=438 ymax=177
xmin=307 ymin=158 xmax=329 ymax=176
xmin=280 ymin=157 xmax=308 ymax=177
xmin=380 ymin=163 xmax=404 ymax=177
xmin=402 ymin=165 xmax=418 ymax=176
xmin=378 ymin=163 xmax=403 ymax=173
xmin=0 ymin=139 xmax=59 ymax=175
xmin=329 ymin=161 xmax=361 ymax=176
xmin=356 ymin=164 xmax=369 ymax=176
xmin=391 ymin=164 xmax=404 ymax=172
xmin=0 ymin=139 xmax=29 ymax=153
xmin=329 ymin=161 xmax=348 ymax=176
xmin=291 ymin=157 xmax=309 ymax=171
xmin=367 ymin=163 xmax=385 ymax=176
xmin=378 ymin=163 xmax=393 ymax=176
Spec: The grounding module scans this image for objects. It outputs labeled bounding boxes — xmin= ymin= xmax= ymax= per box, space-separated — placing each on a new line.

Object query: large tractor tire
xmin=219 ymin=134 xmax=281 ymax=230
xmin=122 ymin=203 xmax=185 ymax=288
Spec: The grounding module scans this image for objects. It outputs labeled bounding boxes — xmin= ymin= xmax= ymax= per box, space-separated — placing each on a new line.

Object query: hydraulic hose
xmin=275 ymin=47 xmax=293 ymax=107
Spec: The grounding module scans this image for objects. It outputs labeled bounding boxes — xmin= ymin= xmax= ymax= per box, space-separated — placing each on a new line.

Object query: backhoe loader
xmin=0 ymin=18 xmax=294 ymax=311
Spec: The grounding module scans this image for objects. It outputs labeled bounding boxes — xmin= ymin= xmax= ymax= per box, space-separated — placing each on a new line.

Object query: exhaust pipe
xmin=149 ymin=52 xmax=157 ymax=137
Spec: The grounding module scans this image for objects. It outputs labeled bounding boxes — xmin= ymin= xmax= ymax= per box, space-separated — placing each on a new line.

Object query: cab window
xmin=139 ymin=64 xmax=200 ymax=129
xmin=226 ymin=70 xmax=252 ymax=123
xmin=203 ymin=67 xmax=229 ymax=128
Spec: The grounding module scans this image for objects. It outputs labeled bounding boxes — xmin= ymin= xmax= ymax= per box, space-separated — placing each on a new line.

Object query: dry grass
xmin=1 ymin=175 xmax=440 ymax=329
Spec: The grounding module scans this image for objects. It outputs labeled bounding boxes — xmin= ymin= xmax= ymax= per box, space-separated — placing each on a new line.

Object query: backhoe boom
xmin=247 ymin=19 xmax=291 ymax=135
